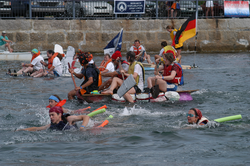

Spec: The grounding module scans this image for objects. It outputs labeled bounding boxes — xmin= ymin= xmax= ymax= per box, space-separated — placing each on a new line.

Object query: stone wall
xmin=0 ymin=18 xmax=249 ymax=53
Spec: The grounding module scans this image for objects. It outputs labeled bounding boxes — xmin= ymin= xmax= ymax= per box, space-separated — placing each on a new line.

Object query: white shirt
xmin=106 ymin=62 xmax=114 ymax=72
xmin=159 ymin=48 xmax=164 ymax=57
xmin=52 ymin=56 xmax=62 ymax=76
xmin=134 ymin=64 xmax=144 ymax=91
xmin=31 ymin=55 xmax=44 ymax=71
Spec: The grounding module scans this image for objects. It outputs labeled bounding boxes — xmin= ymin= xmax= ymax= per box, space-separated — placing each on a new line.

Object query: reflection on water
xmin=0 ymin=53 xmax=250 ymax=165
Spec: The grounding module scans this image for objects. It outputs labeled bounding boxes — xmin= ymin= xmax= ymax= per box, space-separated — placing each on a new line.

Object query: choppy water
xmin=0 ymin=53 xmax=250 ymax=165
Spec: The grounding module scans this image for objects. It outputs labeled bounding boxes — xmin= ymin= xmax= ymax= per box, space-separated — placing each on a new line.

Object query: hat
xmin=111 ymin=51 xmax=122 ymax=60
xmin=192 ymin=108 xmax=202 ymax=120
xmin=31 ymin=49 xmax=39 ymax=54
xmin=78 ymin=52 xmax=93 ymax=66
xmin=2 ymin=31 xmax=6 ymax=34
xmin=49 ymin=106 xmax=63 ymax=114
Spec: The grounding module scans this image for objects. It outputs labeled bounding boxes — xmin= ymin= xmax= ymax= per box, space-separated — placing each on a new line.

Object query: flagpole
xmin=193 ymin=0 xmax=198 ymax=68
xmin=114 ymin=28 xmax=123 ymax=51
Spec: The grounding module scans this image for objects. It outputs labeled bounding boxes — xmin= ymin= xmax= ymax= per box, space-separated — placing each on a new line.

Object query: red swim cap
xmin=192 ymin=108 xmax=202 ymax=120
xmin=111 ymin=51 xmax=122 ymax=60
xmin=49 ymin=106 xmax=63 ymax=114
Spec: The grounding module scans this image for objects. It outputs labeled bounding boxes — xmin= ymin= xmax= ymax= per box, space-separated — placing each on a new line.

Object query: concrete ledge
xmin=0 ymin=18 xmax=249 ymax=53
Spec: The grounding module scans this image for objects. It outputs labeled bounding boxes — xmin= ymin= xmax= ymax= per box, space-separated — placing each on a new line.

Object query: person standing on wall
xmin=206 ymin=1 xmax=214 ymax=19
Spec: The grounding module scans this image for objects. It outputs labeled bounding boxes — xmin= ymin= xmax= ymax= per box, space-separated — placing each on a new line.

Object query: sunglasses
xmin=186 ymin=113 xmax=196 ymax=117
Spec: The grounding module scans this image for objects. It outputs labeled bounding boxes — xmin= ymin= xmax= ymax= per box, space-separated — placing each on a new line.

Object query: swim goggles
xmin=186 ymin=113 xmax=196 ymax=117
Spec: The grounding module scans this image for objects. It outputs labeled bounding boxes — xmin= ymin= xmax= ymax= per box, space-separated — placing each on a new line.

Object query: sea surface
xmin=0 ymin=52 xmax=250 ymax=166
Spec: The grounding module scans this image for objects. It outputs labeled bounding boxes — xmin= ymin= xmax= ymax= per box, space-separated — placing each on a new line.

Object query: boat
xmin=142 ymin=63 xmax=193 ymax=71
xmin=0 ymin=50 xmax=47 ymax=61
xmin=76 ymin=89 xmax=199 ymax=103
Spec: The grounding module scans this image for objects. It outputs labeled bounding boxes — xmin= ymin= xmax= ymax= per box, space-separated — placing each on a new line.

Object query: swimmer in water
xmin=17 ymin=106 xmax=89 ymax=131
xmin=187 ymin=108 xmax=209 ymax=125
xmin=47 ymin=94 xmax=90 ymax=114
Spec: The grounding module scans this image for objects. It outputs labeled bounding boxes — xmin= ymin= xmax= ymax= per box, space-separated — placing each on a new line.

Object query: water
xmin=0 ymin=53 xmax=250 ymax=165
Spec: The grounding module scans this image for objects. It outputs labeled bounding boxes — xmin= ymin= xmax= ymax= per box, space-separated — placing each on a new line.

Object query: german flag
xmin=172 ymin=12 xmax=196 ymax=49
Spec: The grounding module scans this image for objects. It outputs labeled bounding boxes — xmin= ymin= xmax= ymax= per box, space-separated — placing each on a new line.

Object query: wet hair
xmin=161 ymin=41 xmax=167 ymax=47
xmin=52 ymin=94 xmax=62 ymax=101
xmin=47 ymin=50 xmax=54 ymax=55
xmin=134 ymin=39 xmax=140 ymax=43
xmin=57 ymin=53 xmax=63 ymax=61
xmin=163 ymin=53 xmax=175 ymax=63
xmin=126 ymin=51 xmax=136 ymax=62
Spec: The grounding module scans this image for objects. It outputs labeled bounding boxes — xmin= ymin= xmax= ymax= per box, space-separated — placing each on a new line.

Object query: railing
xmin=0 ymin=0 xmax=249 ymax=20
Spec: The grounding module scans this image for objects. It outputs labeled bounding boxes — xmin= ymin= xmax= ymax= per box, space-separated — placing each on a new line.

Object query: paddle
xmin=151 ymin=63 xmax=160 ymax=98
xmin=117 ymin=59 xmax=136 ymax=98
xmin=68 ymin=62 xmax=77 ymax=88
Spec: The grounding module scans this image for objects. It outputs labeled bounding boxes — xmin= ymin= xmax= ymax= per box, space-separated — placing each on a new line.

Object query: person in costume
xmin=166 ymin=25 xmax=182 ymax=64
xmin=147 ymin=52 xmax=183 ymax=92
xmin=98 ymin=51 xmax=129 ymax=92
xmin=102 ymin=51 xmax=145 ymax=103
xmin=98 ymin=53 xmax=114 ymax=73
xmin=17 ymin=106 xmax=90 ymax=131
xmin=68 ymin=52 xmax=101 ymax=100
xmin=187 ymin=108 xmax=209 ymax=125
xmin=129 ymin=39 xmax=152 ymax=64
xmin=47 ymin=95 xmax=90 ymax=114
xmin=14 ymin=49 xmax=44 ymax=76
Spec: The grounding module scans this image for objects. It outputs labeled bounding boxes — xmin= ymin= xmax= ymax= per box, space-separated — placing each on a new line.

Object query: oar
xmin=214 ymin=114 xmax=242 ymax=123
xmin=119 ymin=60 xmax=124 ymax=80
xmin=151 ymin=62 xmax=160 ymax=98
xmin=68 ymin=62 xmax=77 ymax=88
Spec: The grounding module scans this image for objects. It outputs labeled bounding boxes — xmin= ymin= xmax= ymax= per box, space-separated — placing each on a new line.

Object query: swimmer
xmin=187 ymin=108 xmax=209 ymax=125
xmin=17 ymin=106 xmax=89 ymax=131
xmin=47 ymin=95 xmax=90 ymax=114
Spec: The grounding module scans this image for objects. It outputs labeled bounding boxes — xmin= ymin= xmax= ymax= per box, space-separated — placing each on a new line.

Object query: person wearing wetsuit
xmin=17 ymin=106 xmax=90 ymax=131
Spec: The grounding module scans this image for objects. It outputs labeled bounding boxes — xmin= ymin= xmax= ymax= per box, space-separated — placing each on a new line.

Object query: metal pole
xmin=193 ymin=0 xmax=198 ymax=68
xmin=73 ymin=0 xmax=75 ymax=19
xmin=156 ymin=0 xmax=158 ymax=19
xmin=29 ymin=0 xmax=31 ymax=19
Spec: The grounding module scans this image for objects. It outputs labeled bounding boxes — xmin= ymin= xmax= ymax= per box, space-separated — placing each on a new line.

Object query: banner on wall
xmin=224 ymin=1 xmax=249 ymax=17
xmin=114 ymin=0 xmax=145 ymax=14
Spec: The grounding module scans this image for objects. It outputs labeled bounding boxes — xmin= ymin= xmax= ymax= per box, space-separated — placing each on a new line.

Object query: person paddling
xmin=14 ymin=49 xmax=44 ymax=76
xmin=102 ymin=51 xmax=145 ymax=103
xmin=98 ymin=51 xmax=129 ymax=92
xmin=33 ymin=50 xmax=63 ymax=77
xmin=17 ymin=106 xmax=90 ymax=131
xmin=187 ymin=108 xmax=209 ymax=125
xmin=68 ymin=52 xmax=101 ymax=100
xmin=147 ymin=52 xmax=182 ymax=93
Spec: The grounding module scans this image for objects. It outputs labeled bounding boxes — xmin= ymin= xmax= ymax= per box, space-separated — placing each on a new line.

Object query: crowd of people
xmin=4 ymin=18 xmax=213 ymax=132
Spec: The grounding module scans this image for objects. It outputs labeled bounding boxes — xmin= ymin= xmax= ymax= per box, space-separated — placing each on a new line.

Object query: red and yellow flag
xmin=172 ymin=13 xmax=196 ymax=49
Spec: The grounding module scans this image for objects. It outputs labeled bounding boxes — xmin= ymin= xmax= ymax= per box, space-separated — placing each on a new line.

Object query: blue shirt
xmin=0 ymin=36 xmax=8 ymax=46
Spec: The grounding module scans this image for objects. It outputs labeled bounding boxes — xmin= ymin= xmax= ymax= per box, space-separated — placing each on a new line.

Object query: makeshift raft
xmin=76 ymin=90 xmax=199 ymax=103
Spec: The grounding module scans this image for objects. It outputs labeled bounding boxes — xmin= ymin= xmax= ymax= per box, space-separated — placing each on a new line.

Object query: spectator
xmin=166 ymin=1 xmax=173 ymax=18
xmin=206 ymin=1 xmax=214 ymax=19
xmin=171 ymin=0 xmax=180 ymax=18
xmin=0 ymin=31 xmax=13 ymax=52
